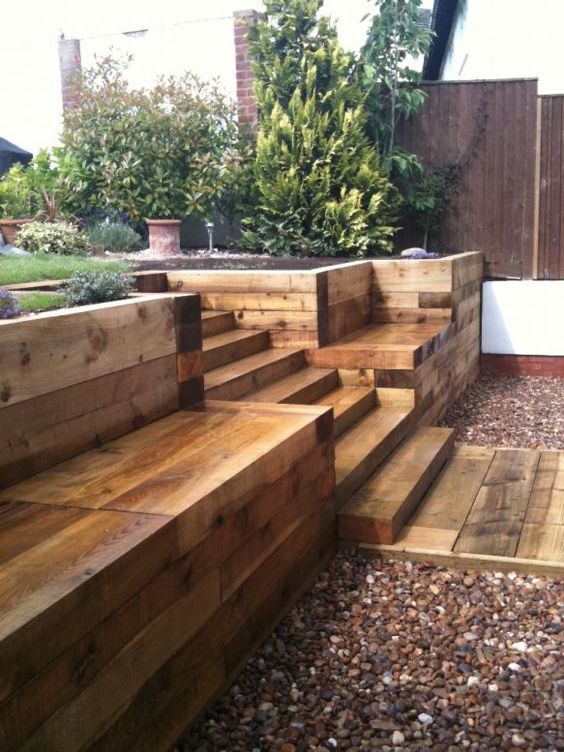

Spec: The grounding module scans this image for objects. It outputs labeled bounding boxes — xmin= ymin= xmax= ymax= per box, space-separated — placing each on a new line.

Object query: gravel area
xmin=440 ymin=375 xmax=564 ymax=450
xmin=179 ymin=554 xmax=563 ymax=752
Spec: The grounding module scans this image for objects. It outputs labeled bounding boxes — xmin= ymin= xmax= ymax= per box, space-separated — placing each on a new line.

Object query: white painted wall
xmin=482 ymin=281 xmax=564 ymax=356
xmin=441 ymin=0 xmax=564 ymax=95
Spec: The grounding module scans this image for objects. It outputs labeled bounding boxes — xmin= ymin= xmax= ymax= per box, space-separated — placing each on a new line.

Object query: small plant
xmin=61 ymin=271 xmax=134 ymax=306
xmin=86 ymin=220 xmax=142 ymax=253
xmin=0 ymin=290 xmax=21 ymax=319
xmin=16 ymin=221 xmax=88 ymax=255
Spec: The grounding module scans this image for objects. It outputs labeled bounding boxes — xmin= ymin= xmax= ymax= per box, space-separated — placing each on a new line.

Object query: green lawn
xmin=0 ymin=254 xmax=130 ymax=286
xmin=15 ymin=291 xmax=68 ymax=312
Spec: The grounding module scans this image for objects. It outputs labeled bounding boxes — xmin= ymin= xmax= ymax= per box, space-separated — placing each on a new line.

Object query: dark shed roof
xmin=0 ymin=137 xmax=33 ymax=176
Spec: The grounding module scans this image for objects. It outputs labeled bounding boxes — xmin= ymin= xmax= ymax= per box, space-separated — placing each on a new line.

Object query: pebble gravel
xmin=179 ymin=554 xmax=563 ymax=752
xmin=440 ymin=375 xmax=564 ymax=450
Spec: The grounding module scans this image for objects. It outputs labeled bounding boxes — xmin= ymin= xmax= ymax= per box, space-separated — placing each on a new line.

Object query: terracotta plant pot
xmin=0 ymin=219 xmax=32 ymax=245
xmin=146 ymin=219 xmax=182 ymax=256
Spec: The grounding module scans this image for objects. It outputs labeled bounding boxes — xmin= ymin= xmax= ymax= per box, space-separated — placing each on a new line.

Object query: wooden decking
xmin=356 ymin=445 xmax=564 ymax=576
xmin=0 ymin=400 xmax=336 ymax=752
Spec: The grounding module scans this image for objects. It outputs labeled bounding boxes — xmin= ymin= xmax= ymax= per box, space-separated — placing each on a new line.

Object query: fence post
xmin=532 ymin=97 xmax=542 ymax=279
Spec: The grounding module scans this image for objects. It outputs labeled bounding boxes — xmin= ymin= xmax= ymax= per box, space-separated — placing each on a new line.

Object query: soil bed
xmin=440 ymin=374 xmax=564 ymax=450
xmin=125 ymin=248 xmax=438 ymax=272
xmin=131 ymin=252 xmax=356 ymax=272
xmin=179 ymin=553 xmax=562 ymax=752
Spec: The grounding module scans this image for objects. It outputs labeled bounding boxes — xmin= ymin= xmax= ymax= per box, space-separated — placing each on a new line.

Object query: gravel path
xmin=440 ymin=375 xmax=564 ymax=450
xmin=179 ymin=554 xmax=563 ymax=752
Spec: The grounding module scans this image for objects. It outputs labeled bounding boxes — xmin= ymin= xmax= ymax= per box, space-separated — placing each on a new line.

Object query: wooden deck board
xmin=454 ymin=449 xmax=541 ymax=557
xmin=353 ymin=445 xmax=563 ymax=576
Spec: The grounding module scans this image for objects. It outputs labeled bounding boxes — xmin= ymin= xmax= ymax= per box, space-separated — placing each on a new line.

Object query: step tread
xmin=340 ymin=427 xmax=455 ymax=544
xmin=315 ymin=387 xmax=377 ymax=438
xmin=205 ymin=348 xmax=305 ymax=399
xmin=243 ymin=366 xmax=338 ymax=404
xmin=335 ymin=406 xmax=415 ymax=506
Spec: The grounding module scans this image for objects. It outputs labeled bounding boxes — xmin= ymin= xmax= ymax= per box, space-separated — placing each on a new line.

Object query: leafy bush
xmin=61 ymin=271 xmax=134 ymax=306
xmin=16 ymin=221 xmax=88 ymax=255
xmin=87 ymin=221 xmax=142 ymax=253
xmin=242 ymin=0 xmax=398 ymax=257
xmin=0 ymin=163 xmax=34 ymax=219
xmin=0 ymin=150 xmax=71 ymax=221
xmin=60 ymin=55 xmax=238 ymax=222
xmin=0 ymin=290 xmax=20 ymax=319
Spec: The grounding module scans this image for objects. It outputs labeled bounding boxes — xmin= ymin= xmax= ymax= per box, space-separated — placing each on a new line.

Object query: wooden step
xmin=205 ymin=349 xmax=306 ymax=401
xmin=339 ymin=427 xmax=455 ymax=544
xmin=335 ymin=407 xmax=415 ymax=507
xmin=202 ymin=310 xmax=234 ymax=338
xmin=203 ymin=329 xmax=269 ymax=372
xmin=315 ymin=387 xmax=377 ymax=439
xmin=242 ymin=367 xmax=339 ymax=405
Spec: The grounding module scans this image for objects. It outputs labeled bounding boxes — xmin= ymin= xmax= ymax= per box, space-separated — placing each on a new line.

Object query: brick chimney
xmin=58 ymin=37 xmax=82 ymax=111
xmin=233 ymin=9 xmax=261 ymax=130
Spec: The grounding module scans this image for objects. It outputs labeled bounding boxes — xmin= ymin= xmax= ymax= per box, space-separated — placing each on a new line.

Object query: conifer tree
xmin=242 ymin=0 xmax=398 ymax=257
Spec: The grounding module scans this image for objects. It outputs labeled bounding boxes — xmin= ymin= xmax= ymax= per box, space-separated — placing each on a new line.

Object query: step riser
xmin=339 ymin=428 xmax=455 ymax=545
xmin=333 ymin=391 xmax=377 ymax=439
xmin=203 ymin=331 xmax=269 ymax=373
xmin=205 ymin=351 xmax=306 ymax=401
xmin=202 ymin=312 xmax=235 ymax=338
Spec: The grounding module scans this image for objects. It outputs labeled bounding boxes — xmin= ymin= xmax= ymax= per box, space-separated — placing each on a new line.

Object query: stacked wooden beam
xmin=371 ymin=251 xmax=483 ymax=421
xmin=167 ymin=269 xmax=323 ymax=348
xmin=0 ymin=294 xmax=203 ymax=488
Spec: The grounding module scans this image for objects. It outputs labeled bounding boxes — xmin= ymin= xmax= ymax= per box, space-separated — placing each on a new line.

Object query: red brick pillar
xmin=58 ymin=37 xmax=82 ymax=111
xmin=233 ymin=9 xmax=261 ymax=130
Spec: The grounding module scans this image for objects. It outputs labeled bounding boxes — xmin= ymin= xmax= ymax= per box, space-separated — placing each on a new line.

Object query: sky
xmin=4 ymin=0 xmax=405 ymax=152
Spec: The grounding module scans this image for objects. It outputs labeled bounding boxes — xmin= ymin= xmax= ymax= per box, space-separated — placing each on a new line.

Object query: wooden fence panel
xmin=538 ymin=95 xmax=564 ymax=279
xmin=395 ymin=79 xmax=538 ymax=279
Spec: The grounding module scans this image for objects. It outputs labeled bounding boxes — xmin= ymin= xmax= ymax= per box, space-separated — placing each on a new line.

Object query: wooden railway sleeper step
xmin=204 ymin=348 xmax=306 ymax=401
xmin=334 ymin=405 xmax=416 ymax=507
xmin=201 ymin=310 xmax=234 ymax=338
xmin=203 ymin=329 xmax=270 ymax=373
xmin=339 ymin=426 xmax=455 ymax=544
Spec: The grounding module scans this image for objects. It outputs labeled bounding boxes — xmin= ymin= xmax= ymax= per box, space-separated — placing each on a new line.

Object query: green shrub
xmin=16 ymin=221 xmax=88 ymax=255
xmin=61 ymin=271 xmax=134 ymax=306
xmin=0 ymin=163 xmax=33 ymax=219
xmin=87 ymin=221 xmax=143 ymax=252
xmin=0 ymin=150 xmax=71 ymax=221
xmin=242 ymin=0 xmax=398 ymax=257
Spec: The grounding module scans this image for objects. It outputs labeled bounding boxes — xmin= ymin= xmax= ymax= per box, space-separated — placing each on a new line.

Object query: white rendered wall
xmin=482 ymin=281 xmax=564 ymax=356
xmin=441 ymin=0 xmax=564 ymax=94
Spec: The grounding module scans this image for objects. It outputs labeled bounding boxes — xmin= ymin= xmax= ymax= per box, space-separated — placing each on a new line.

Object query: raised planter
xmin=146 ymin=219 xmax=182 ymax=256
xmin=0 ymin=218 xmax=32 ymax=245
